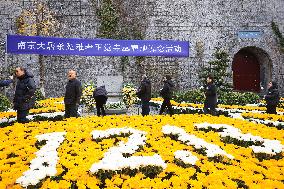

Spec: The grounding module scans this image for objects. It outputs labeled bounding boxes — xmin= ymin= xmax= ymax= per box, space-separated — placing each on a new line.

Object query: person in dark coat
xmin=13 ymin=67 xmax=36 ymax=123
xmin=159 ymin=75 xmax=174 ymax=115
xmin=264 ymin=81 xmax=280 ymax=114
xmin=203 ymin=75 xmax=217 ymax=115
xmin=136 ymin=75 xmax=151 ymax=116
xmin=64 ymin=70 xmax=82 ymax=118
xmin=93 ymin=85 xmax=108 ymax=116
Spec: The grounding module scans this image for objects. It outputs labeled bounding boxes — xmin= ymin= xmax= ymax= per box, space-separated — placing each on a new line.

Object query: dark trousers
xmin=17 ymin=109 xmax=29 ymax=123
xmin=95 ymin=96 xmax=106 ymax=116
xmin=159 ymin=98 xmax=173 ymax=115
xmin=65 ymin=104 xmax=78 ymax=118
xmin=203 ymin=103 xmax=216 ymax=115
xmin=266 ymin=104 xmax=277 ymax=114
xmin=141 ymin=100 xmax=150 ymax=116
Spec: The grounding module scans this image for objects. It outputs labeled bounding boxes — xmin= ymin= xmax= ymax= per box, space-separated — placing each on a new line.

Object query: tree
xmin=199 ymin=49 xmax=232 ymax=91
xmin=16 ymin=3 xmax=59 ymax=96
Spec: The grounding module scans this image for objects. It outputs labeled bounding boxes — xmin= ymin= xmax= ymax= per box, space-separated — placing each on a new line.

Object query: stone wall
xmin=144 ymin=0 xmax=284 ymax=93
xmin=0 ymin=0 xmax=283 ymax=98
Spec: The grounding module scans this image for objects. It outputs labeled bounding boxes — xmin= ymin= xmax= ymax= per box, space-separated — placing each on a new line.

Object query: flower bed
xmin=241 ymin=112 xmax=284 ymax=130
xmin=103 ymin=102 xmax=127 ymax=115
xmin=242 ymin=112 xmax=284 ymax=122
xmin=0 ymin=98 xmax=64 ymax=120
xmin=150 ymin=98 xmax=284 ymax=114
xmin=81 ymin=83 xmax=96 ymax=112
xmin=0 ymin=114 xmax=284 ymax=188
xmin=122 ymin=84 xmax=138 ymax=108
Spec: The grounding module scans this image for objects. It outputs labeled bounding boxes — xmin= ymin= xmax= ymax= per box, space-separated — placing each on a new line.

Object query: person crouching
xmin=93 ymin=85 xmax=108 ymax=116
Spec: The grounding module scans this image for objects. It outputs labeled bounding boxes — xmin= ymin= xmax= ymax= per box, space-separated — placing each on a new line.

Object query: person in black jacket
xmin=93 ymin=85 xmax=108 ymax=116
xmin=64 ymin=70 xmax=82 ymax=118
xmin=136 ymin=75 xmax=151 ymax=116
xmin=203 ymin=75 xmax=217 ymax=115
xmin=264 ymin=81 xmax=280 ymax=114
xmin=159 ymin=75 xmax=174 ymax=115
xmin=14 ymin=67 xmax=36 ymax=123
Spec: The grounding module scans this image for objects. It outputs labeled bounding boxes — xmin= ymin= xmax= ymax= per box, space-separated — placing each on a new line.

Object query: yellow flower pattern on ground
xmin=0 ymin=98 xmax=64 ymax=119
xmin=0 ymin=114 xmax=284 ymax=188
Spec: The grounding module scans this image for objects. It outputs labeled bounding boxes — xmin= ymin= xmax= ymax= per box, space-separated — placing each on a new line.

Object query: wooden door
xmin=232 ymin=50 xmax=260 ymax=92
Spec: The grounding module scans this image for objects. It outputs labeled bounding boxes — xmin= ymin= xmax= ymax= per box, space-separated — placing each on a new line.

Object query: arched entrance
xmin=232 ymin=47 xmax=272 ymax=93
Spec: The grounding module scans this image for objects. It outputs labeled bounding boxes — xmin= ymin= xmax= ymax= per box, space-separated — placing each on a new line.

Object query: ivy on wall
xmin=94 ymin=0 xmax=146 ymax=77
xmin=95 ymin=0 xmax=144 ymax=41
xmin=271 ymin=21 xmax=284 ymax=53
xmin=96 ymin=0 xmax=120 ymax=39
